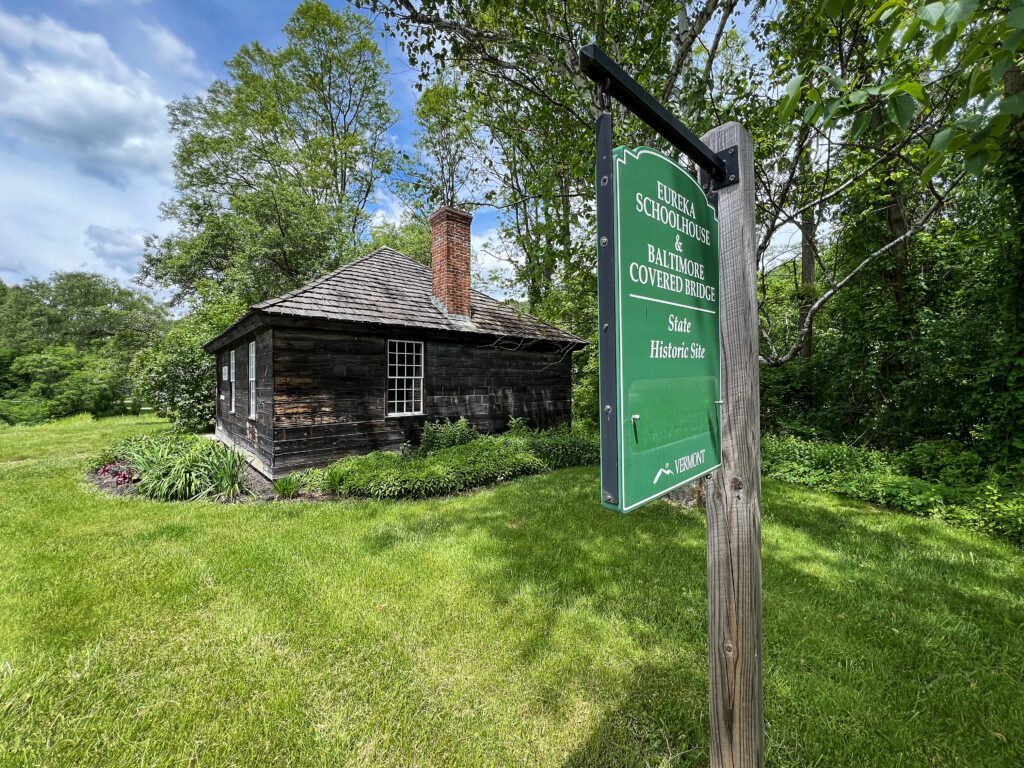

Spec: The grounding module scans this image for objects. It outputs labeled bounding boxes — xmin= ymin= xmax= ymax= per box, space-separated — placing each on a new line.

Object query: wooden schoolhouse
xmin=203 ymin=206 xmax=586 ymax=478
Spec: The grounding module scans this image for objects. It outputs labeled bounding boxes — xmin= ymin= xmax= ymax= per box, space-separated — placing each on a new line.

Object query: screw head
xmin=599 ymin=236 xmax=608 ymax=247
xmin=729 ymin=174 xmax=736 ymax=181
xmin=702 ymin=183 xmax=709 ymax=191
xmin=600 ymin=175 xmax=609 ymax=186
xmin=728 ymin=147 xmax=735 ymax=155
xmin=604 ymin=404 xmax=612 ymax=413
xmin=604 ymin=492 xmax=613 ymax=502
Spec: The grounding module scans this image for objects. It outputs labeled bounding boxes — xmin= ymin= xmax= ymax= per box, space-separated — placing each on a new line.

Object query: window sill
xmin=386 ymin=412 xmax=424 ymax=419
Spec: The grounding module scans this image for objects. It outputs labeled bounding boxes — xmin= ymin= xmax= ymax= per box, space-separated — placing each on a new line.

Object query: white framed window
xmin=229 ymin=350 xmax=236 ymax=412
xmin=248 ymin=340 xmax=257 ymax=419
xmin=387 ymin=339 xmax=424 ymax=416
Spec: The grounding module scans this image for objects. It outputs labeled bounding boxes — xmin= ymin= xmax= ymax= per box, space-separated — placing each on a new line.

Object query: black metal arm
xmin=579 ymin=43 xmax=732 ymax=184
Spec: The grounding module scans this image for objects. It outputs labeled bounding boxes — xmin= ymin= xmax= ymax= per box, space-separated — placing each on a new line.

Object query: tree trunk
xmin=798 ymin=203 xmax=816 ymax=358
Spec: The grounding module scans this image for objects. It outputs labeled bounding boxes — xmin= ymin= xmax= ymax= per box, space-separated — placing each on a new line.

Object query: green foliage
xmin=323 ymin=424 xmax=597 ymax=500
xmin=398 ymin=74 xmax=486 ymax=212
xmin=799 ymin=0 xmax=1024 ymax=178
xmin=900 ymin=440 xmax=986 ymax=487
xmin=9 ymin=415 xmax=1024 ymax=767
xmin=761 ymin=174 xmax=1024 ymax=463
xmin=88 ymin=432 xmax=170 ymax=472
xmin=102 ymin=433 xmax=246 ymax=501
xmin=361 ymin=216 xmax=433 ymax=265
xmin=130 ymin=287 xmax=247 ymax=432
xmin=519 ymin=424 xmax=599 ymax=470
xmin=419 ymin=416 xmax=480 ymax=454
xmin=324 ymin=436 xmax=546 ymax=500
xmin=0 ymin=273 xmax=166 ymax=425
xmin=296 ymin=467 xmax=328 ymax=495
xmin=273 ymin=473 xmax=303 ymax=499
xmin=763 ymin=434 xmax=1024 ymax=544
xmin=142 ymin=0 xmax=397 ymax=306
xmin=505 ymin=416 xmax=530 ymax=434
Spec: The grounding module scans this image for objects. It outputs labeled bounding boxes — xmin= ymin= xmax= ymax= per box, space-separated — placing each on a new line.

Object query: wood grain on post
xmin=700 ymin=122 xmax=763 ymax=768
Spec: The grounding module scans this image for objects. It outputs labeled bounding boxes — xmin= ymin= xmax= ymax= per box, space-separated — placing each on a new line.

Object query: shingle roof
xmin=244 ymin=247 xmax=585 ymax=346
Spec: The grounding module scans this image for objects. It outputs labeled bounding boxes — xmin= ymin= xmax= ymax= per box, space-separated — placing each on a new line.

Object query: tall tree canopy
xmin=142 ymin=0 xmax=397 ymax=306
xmin=0 ymin=273 xmax=167 ymax=424
xmin=366 ymin=0 xmax=1023 ymax=456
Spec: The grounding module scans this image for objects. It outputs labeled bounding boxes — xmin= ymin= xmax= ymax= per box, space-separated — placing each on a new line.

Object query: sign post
xmin=583 ymin=44 xmax=763 ymax=768
xmin=700 ymin=121 xmax=763 ymax=768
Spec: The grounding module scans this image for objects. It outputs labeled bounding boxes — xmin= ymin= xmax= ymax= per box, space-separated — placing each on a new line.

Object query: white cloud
xmin=370 ymin=187 xmax=410 ymax=227
xmin=0 ymin=145 xmax=171 ymax=284
xmin=138 ymin=22 xmax=204 ymax=80
xmin=0 ymin=9 xmax=172 ymax=186
xmin=84 ymin=224 xmax=148 ymax=272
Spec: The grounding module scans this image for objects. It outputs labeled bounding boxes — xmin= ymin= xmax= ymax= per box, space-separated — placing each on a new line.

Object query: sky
xmin=0 ymin=0 xmax=504 ymax=291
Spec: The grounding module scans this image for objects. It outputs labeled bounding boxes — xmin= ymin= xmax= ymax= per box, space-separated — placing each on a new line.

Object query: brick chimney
xmin=429 ymin=206 xmax=473 ymax=320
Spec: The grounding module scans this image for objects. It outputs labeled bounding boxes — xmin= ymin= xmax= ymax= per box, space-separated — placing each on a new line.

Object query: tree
xmin=397 ymin=76 xmax=487 ymax=213
xmin=365 ymin=0 xmax=745 ymax=310
xmin=131 ymin=287 xmax=248 ymax=432
xmin=794 ymin=0 xmax=1024 ymax=179
xmin=0 ymin=273 xmax=167 ymax=424
xmin=362 ymin=216 xmax=433 ymax=265
xmin=142 ymin=0 xmax=398 ymax=306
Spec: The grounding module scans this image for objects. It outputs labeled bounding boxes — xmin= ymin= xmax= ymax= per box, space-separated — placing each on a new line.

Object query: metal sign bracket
xmin=698 ymin=145 xmax=739 ymax=210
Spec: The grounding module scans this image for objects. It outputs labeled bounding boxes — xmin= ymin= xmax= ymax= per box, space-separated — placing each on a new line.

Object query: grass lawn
xmin=1 ymin=416 xmax=1022 ymax=767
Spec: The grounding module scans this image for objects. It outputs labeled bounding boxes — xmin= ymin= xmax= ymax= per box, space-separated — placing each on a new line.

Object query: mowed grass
xmin=1 ymin=417 xmax=1022 ymax=767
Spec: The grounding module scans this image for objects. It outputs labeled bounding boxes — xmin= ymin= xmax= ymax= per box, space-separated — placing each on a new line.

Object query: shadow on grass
xmin=357 ymin=469 xmax=1024 ymax=766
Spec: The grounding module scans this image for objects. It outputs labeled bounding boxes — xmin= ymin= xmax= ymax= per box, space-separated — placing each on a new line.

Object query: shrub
xmin=973 ymin=486 xmax=1024 ymax=544
xmin=506 ymin=416 xmax=531 ymax=434
xmin=88 ymin=432 xmax=171 ymax=471
xmin=899 ymin=440 xmax=987 ymax=487
xmin=419 ymin=417 xmax=479 ymax=454
xmin=763 ymin=433 xmax=1024 ymax=545
xmin=130 ymin=289 xmax=247 ymax=433
xmin=522 ymin=425 xmax=599 ymax=469
xmin=299 ymin=467 xmax=328 ymax=495
xmin=273 ymin=473 xmax=302 ymax=499
xmin=324 ymin=437 xmax=545 ymax=500
xmin=94 ymin=433 xmax=246 ymax=501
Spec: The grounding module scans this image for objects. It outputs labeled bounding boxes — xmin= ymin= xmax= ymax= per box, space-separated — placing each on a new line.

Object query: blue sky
xmin=0 ymin=0 xmax=502 ymax=289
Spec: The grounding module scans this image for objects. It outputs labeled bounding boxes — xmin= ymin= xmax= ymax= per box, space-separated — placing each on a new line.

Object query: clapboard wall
xmin=270 ymin=326 xmax=573 ymax=474
xmin=214 ymin=328 xmax=274 ymax=473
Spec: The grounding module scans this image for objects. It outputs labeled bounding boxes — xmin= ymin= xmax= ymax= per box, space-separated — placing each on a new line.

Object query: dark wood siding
xmin=271 ymin=327 xmax=572 ymax=474
xmin=215 ymin=329 xmax=274 ymax=468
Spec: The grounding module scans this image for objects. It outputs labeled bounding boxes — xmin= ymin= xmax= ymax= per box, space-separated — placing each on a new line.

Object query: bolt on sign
xmin=600 ymin=145 xmax=722 ymax=512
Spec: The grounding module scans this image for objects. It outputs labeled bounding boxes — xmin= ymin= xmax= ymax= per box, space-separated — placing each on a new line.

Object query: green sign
xmin=602 ymin=146 xmax=721 ymax=512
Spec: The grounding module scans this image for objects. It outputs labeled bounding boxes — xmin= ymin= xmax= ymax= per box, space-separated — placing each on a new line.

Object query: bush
xmin=88 ymin=432 xmax=169 ymax=471
xmin=899 ymin=440 xmax=987 ymax=487
xmin=324 ymin=436 xmax=546 ymax=500
xmin=971 ymin=486 xmax=1024 ymax=543
xmin=763 ymin=433 xmax=1024 ymax=545
xmin=130 ymin=288 xmax=247 ymax=433
xmin=298 ymin=468 xmax=328 ymax=495
xmin=419 ymin=417 xmax=479 ymax=454
xmin=94 ymin=433 xmax=246 ymax=501
xmin=521 ymin=424 xmax=599 ymax=469
xmin=273 ymin=473 xmax=302 ymax=499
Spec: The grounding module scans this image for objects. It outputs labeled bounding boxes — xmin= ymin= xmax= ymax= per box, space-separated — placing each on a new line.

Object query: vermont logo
xmin=652 ymin=463 xmax=674 ymax=484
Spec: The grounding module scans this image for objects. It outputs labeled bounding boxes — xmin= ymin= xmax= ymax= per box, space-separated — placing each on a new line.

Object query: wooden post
xmin=700 ymin=122 xmax=763 ymax=768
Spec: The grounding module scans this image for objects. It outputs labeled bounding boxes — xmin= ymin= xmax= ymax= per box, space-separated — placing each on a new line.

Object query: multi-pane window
xmin=229 ymin=350 xmax=236 ymax=412
xmin=387 ymin=340 xmax=423 ymax=416
xmin=248 ymin=341 xmax=257 ymax=419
